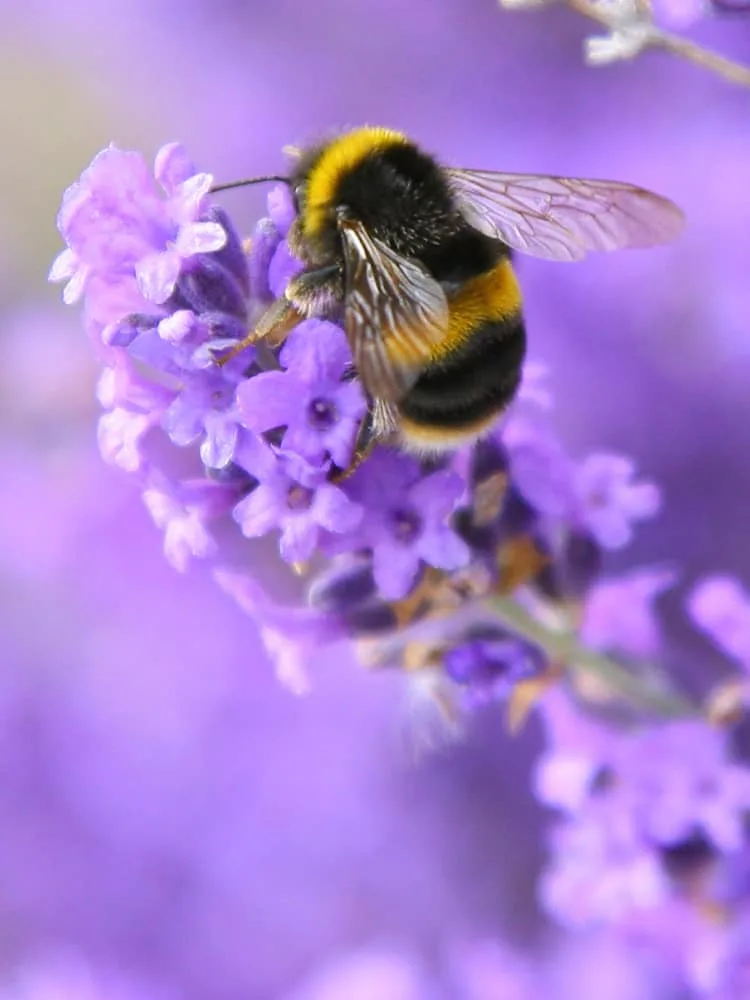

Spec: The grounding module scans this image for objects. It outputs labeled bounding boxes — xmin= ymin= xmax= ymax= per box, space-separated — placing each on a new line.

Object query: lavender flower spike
xmin=51 ymin=139 xmax=693 ymax=748
xmin=237 ymin=320 xmax=367 ymax=469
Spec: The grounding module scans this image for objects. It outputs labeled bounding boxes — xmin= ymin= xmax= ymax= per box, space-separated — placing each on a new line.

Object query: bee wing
xmin=340 ymin=219 xmax=449 ymax=401
xmin=445 ymin=168 xmax=685 ymax=262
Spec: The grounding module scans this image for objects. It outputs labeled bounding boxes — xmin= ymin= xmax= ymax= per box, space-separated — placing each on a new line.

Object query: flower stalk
xmin=491 ymin=592 xmax=699 ymax=718
xmin=500 ymin=0 xmax=750 ymax=86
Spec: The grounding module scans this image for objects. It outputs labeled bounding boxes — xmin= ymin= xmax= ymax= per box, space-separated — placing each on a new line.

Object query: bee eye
xmin=293 ymin=184 xmax=304 ymax=209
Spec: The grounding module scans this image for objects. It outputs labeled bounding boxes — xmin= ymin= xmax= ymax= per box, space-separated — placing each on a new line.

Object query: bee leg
xmin=215 ymin=264 xmax=342 ymax=367
xmin=329 ymin=408 xmax=378 ymax=483
xmin=216 ymin=297 xmax=304 ymax=366
xmin=286 ymin=264 xmax=344 ymax=317
xmin=285 ymin=218 xmax=306 ymax=259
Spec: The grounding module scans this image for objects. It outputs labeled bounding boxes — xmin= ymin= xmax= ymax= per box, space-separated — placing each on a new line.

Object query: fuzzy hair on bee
xmin=214 ymin=126 xmax=684 ymax=474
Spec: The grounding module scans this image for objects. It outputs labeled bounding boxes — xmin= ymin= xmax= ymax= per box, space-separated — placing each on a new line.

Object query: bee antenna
xmin=210 ymin=175 xmax=290 ymax=193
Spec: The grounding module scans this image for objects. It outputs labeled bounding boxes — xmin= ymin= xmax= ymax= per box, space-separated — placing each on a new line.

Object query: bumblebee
xmin=215 ymin=126 xmax=684 ymax=470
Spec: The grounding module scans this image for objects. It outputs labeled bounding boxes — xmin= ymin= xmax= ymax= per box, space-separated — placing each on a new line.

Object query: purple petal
xmin=236 ymin=370 xmax=300 ymax=433
xmin=575 ymin=452 xmax=661 ymax=550
xmin=61 ymin=263 xmax=90 ymax=305
xmin=689 ymin=575 xmax=750 ymax=667
xmin=233 ymin=430 xmax=279 ymax=482
xmin=585 ymin=510 xmax=631 ymax=551
xmin=267 ymin=184 xmax=296 ymax=234
xmin=279 ymin=516 xmax=319 ymax=563
xmin=282 ymin=422 xmax=329 ymax=465
xmin=334 ymin=379 xmax=367 ymax=419
xmin=213 ymin=569 xmax=341 ymax=692
xmin=582 ymin=568 xmax=675 ymax=659
xmin=248 ymin=219 xmax=282 ymax=302
xmin=280 ymin=320 xmax=353 ymax=382
xmin=96 ymin=355 xmax=175 ymax=412
xmin=154 ymin=142 xmax=196 ymax=194
xmin=534 ymin=753 xmax=600 ymax=812
xmin=303 ymin=416 xmax=360 ymax=470
xmin=172 ymin=171 xmax=214 ymax=223
xmin=417 ymin=524 xmax=470 ymax=572
xmin=372 ymin=542 xmax=421 ymax=600
xmin=174 ymin=255 xmax=248 ymax=319
xmin=344 ymin=448 xmax=421 ymax=509
xmin=158 ymin=309 xmax=200 ymax=344
xmin=162 ymin=391 xmax=205 ymax=447
xmin=326 ymin=422 xmax=360 ymax=470
xmin=101 ymin=318 xmax=139 ymax=348
xmin=143 ymin=484 xmax=217 ymax=572
xmin=700 ymin=804 xmax=744 ymax=853
xmin=517 ymin=361 xmax=554 ymax=411
xmin=623 ymin=481 xmax=661 ymax=519
xmin=505 ymin=418 xmax=576 ymax=520
xmin=182 ymin=478 xmax=240 ymax=518
xmin=268 ymin=241 xmax=305 ymax=298
xmin=311 ymin=484 xmax=363 ymax=534
xmin=175 ymin=221 xmax=227 ymax=257
xmin=48 ymin=247 xmax=78 ymax=282
xmin=233 ymin=485 xmax=281 ymax=537
xmin=207 ymin=206 xmax=250 ymax=295
xmin=97 ymin=408 xmax=151 ymax=472
xmin=214 ymin=568 xmax=338 ymax=641
xmin=165 ymin=517 xmax=216 ymax=572
xmin=409 ymin=469 xmax=463 ymax=521
xmin=275 ymin=448 xmax=329 ymax=488
xmin=201 ymin=411 xmax=239 ymax=469
xmin=59 ymin=147 xmax=169 ymax=268
xmin=136 ymin=250 xmax=182 ymax=304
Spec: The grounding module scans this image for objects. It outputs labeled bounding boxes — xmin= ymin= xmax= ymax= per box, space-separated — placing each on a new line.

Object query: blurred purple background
xmin=2 ymin=1 xmax=749 ymax=995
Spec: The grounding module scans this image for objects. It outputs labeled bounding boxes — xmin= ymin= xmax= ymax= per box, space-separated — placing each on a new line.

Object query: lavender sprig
xmin=49 ymin=140 xmax=701 ymax=724
xmin=497 ymin=0 xmax=750 ymax=86
xmin=50 ymin=140 xmax=750 ymax=998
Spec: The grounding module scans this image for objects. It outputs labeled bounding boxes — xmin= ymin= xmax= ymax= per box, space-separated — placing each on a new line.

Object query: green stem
xmin=491 ymin=595 xmax=699 ymax=718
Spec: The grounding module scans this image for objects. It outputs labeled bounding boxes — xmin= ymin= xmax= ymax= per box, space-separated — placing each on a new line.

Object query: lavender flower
xmin=444 ymin=628 xmax=545 ymax=706
xmin=50 ymin=143 xmax=227 ymax=310
xmin=581 ymin=566 xmax=676 ymax=660
xmin=689 ymin=575 xmax=750 ymax=671
xmin=340 ymin=451 xmax=470 ymax=599
xmin=535 ymin=681 xmax=750 ymax=992
xmin=44 ymin=133 xmax=750 ymax=1000
xmin=572 ymin=453 xmax=660 ymax=551
xmin=232 ymin=442 xmax=362 ymax=564
xmin=237 ymin=320 xmax=367 ymax=468
xmin=51 ymin=138 xmax=686 ymax=734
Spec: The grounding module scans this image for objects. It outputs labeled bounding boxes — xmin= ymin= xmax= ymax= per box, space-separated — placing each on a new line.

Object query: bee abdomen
xmin=397 ymin=314 xmax=526 ymax=450
xmin=397 ymin=259 xmax=526 ymax=451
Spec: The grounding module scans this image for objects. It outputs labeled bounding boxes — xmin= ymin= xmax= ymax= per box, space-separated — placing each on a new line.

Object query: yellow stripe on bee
xmin=430 ymin=258 xmax=522 ymax=362
xmin=399 ymin=411 xmax=499 ymax=452
xmin=303 ymin=127 xmax=409 ymax=239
